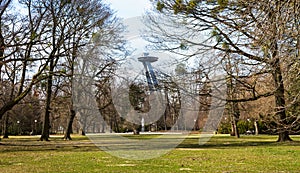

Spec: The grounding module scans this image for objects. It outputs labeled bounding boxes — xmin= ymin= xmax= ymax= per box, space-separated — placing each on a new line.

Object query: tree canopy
xmin=144 ymin=0 xmax=300 ymax=141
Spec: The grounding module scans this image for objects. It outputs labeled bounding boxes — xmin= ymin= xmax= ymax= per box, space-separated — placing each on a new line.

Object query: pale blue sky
xmin=102 ymin=0 xmax=154 ymax=57
xmin=103 ymin=0 xmax=180 ymax=75
xmin=104 ymin=0 xmax=152 ymax=18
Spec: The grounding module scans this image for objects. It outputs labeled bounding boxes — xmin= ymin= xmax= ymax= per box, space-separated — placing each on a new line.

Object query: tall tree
xmin=28 ymin=0 xmax=126 ymax=141
xmin=1 ymin=54 xmax=18 ymax=138
xmin=62 ymin=0 xmax=125 ymax=140
xmin=146 ymin=0 xmax=300 ymax=142
xmin=0 ymin=0 xmax=50 ymax=122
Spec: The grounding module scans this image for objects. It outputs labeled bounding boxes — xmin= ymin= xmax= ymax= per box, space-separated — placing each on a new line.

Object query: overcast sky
xmin=104 ymin=0 xmax=152 ymax=19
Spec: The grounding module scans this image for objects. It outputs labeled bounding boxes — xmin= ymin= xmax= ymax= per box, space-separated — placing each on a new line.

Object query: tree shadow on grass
xmin=177 ymin=136 xmax=300 ymax=149
xmin=1 ymin=135 xmax=300 ymax=153
xmin=0 ymin=136 xmax=100 ymax=153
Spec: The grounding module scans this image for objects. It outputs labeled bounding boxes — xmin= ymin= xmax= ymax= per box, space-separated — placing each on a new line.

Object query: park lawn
xmin=0 ymin=134 xmax=299 ymax=173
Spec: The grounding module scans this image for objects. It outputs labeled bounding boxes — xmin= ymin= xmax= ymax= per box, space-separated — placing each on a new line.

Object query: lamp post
xmin=34 ymin=120 xmax=37 ymax=135
xmin=247 ymin=118 xmax=250 ymax=131
xmin=141 ymin=117 xmax=145 ymax=132
xmin=17 ymin=120 xmax=20 ymax=135
xmin=193 ymin=119 xmax=196 ymax=131
xmin=246 ymin=118 xmax=252 ymax=135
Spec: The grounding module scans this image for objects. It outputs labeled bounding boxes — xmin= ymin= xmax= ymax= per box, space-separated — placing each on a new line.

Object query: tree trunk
xmin=133 ymin=128 xmax=139 ymax=135
xmin=0 ymin=25 xmax=6 ymax=81
xmin=226 ymin=58 xmax=240 ymax=138
xmin=277 ymin=131 xmax=292 ymax=142
xmin=81 ymin=115 xmax=87 ymax=135
xmin=230 ymin=121 xmax=235 ymax=136
xmin=272 ymin=59 xmax=292 ymax=142
xmin=0 ymin=31 xmax=4 ymax=139
xmin=40 ymin=106 xmax=51 ymax=141
xmin=101 ymin=120 xmax=105 ymax=133
xmin=254 ymin=120 xmax=259 ymax=135
xmin=40 ymin=59 xmax=55 ymax=141
xmin=230 ymin=117 xmax=239 ymax=138
xmin=2 ymin=112 xmax=9 ymax=138
xmin=164 ymin=88 xmax=170 ymax=131
xmin=64 ymin=46 xmax=77 ymax=139
xmin=63 ymin=109 xmax=76 ymax=140
xmin=228 ymin=88 xmax=240 ymax=138
xmin=113 ymin=114 xmax=120 ymax=133
xmin=233 ymin=103 xmax=240 ymax=138
xmin=234 ymin=121 xmax=240 ymax=138
xmin=40 ymin=108 xmax=50 ymax=141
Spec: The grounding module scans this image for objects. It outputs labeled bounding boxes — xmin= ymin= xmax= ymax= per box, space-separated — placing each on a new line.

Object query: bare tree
xmin=0 ymin=0 xmax=50 ymax=122
xmin=145 ymin=0 xmax=300 ymax=142
xmin=16 ymin=0 xmax=127 ymax=141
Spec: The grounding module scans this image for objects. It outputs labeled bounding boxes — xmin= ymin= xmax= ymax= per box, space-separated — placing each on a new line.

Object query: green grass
xmin=1 ymin=134 xmax=300 ymax=172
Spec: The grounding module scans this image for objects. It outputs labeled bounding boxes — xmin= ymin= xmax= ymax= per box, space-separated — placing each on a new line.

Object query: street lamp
xmin=194 ymin=119 xmax=196 ymax=131
xmin=17 ymin=121 xmax=20 ymax=135
xmin=34 ymin=120 xmax=37 ymax=135
xmin=141 ymin=117 xmax=145 ymax=132
xmin=246 ymin=118 xmax=252 ymax=135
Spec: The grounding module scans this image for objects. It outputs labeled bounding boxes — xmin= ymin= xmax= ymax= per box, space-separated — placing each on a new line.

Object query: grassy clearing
xmin=0 ymin=134 xmax=300 ymax=173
